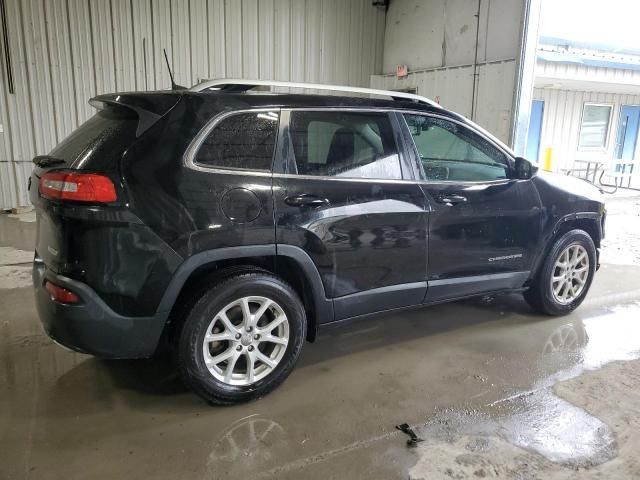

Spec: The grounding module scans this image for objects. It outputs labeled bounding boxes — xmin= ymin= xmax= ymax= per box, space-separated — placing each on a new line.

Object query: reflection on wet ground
xmin=415 ymin=302 xmax=640 ymax=471
xmin=3 ymin=291 xmax=640 ymax=479
xmin=2 ymin=211 xmax=640 ymax=479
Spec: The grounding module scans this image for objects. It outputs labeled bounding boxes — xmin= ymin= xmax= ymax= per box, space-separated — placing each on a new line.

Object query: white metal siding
xmin=0 ymin=0 xmax=386 ymax=209
xmin=536 ymin=59 xmax=640 ymax=94
xmin=533 ymin=88 xmax=640 ymax=172
xmin=382 ymin=0 xmax=524 ymax=72
xmin=371 ymin=60 xmax=517 ymax=144
xmin=373 ymin=0 xmax=526 ymax=146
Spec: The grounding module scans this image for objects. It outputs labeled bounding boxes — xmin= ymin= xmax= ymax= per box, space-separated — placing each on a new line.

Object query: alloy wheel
xmin=202 ymin=296 xmax=289 ymax=386
xmin=551 ymin=244 xmax=589 ymax=305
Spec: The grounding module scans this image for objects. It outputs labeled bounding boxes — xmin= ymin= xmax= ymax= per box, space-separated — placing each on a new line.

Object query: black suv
xmin=30 ymin=80 xmax=605 ymax=404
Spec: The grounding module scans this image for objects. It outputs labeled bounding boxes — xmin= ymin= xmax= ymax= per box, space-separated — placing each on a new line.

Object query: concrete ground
xmin=1 ymin=196 xmax=640 ymax=480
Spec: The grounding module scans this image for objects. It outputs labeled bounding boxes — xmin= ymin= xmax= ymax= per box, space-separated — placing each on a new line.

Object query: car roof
xmin=90 ymin=88 xmax=515 ymax=156
xmin=182 ymin=90 xmax=447 ymax=114
xmin=190 ymin=78 xmax=440 ymax=105
xmin=184 ymin=78 xmax=452 ymax=113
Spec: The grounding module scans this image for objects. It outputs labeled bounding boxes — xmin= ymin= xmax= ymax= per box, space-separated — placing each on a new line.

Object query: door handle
xmin=284 ymin=194 xmax=330 ymax=208
xmin=437 ymin=194 xmax=467 ymax=205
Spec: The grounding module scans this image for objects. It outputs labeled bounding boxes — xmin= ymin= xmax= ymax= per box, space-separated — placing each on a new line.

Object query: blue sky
xmin=539 ymin=0 xmax=640 ymax=50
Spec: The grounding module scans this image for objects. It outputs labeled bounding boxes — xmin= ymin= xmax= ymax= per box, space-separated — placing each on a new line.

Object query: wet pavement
xmin=2 ymin=203 xmax=640 ymax=479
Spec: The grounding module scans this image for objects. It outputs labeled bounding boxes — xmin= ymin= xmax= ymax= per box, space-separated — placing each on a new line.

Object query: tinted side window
xmin=289 ymin=111 xmax=402 ymax=179
xmin=404 ymin=114 xmax=510 ymax=182
xmin=194 ymin=111 xmax=279 ymax=170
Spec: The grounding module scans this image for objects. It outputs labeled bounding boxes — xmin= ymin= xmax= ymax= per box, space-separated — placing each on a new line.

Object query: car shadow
xmin=297 ymin=293 xmax=538 ymax=368
xmin=121 ymin=295 xmax=536 ymax=387
xmin=45 ymin=293 xmax=544 ymax=410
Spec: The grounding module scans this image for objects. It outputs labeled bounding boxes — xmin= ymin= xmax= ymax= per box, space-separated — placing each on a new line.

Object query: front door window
xmin=403 ymin=114 xmax=510 ymax=182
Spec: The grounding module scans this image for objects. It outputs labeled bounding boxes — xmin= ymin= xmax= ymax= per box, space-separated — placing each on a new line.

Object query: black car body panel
xmin=30 ymin=90 xmax=606 ymax=358
xmin=33 ymin=259 xmax=165 ymax=358
xmin=528 ymin=171 xmax=605 ymax=274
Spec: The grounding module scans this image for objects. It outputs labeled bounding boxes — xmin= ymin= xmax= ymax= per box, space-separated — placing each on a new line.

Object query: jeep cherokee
xmin=30 ymin=80 xmax=605 ymax=404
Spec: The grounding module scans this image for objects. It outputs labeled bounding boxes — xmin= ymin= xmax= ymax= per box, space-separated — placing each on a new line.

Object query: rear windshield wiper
xmin=32 ymin=155 xmax=65 ymax=168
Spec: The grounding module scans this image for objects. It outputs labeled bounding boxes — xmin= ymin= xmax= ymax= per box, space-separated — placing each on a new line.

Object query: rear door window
xmin=288 ymin=111 xmax=403 ymax=179
xmin=194 ymin=111 xmax=280 ymax=171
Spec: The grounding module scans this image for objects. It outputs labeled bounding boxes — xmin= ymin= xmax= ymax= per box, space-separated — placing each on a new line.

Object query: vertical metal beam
xmin=470 ymin=0 xmax=481 ymax=121
xmin=511 ymin=0 xmax=542 ymax=155
xmin=0 ymin=0 xmax=13 ymax=94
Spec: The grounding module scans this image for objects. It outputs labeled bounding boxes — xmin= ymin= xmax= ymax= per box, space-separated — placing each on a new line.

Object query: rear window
xmin=194 ymin=111 xmax=280 ymax=171
xmin=49 ymin=107 xmax=138 ymax=170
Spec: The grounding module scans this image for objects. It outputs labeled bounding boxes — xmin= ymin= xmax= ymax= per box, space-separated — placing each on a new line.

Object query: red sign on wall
xmin=396 ymin=65 xmax=408 ymax=78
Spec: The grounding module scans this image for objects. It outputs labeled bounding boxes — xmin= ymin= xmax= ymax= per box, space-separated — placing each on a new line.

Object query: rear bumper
xmin=33 ymin=260 xmax=167 ymax=359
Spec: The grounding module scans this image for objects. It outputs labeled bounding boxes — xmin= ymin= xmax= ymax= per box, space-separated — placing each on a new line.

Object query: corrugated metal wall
xmin=371 ymin=60 xmax=518 ymax=144
xmin=533 ymin=88 xmax=640 ymax=172
xmin=536 ymin=58 xmax=640 ymax=91
xmin=372 ymin=0 xmax=526 ymax=147
xmin=0 ymin=0 xmax=386 ymax=209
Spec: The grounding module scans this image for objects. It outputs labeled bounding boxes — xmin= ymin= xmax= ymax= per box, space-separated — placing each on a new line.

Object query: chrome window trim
xmin=283 ymin=107 xmax=515 ymax=166
xmin=183 ymin=106 xmax=516 ymax=186
xmin=272 ymin=172 xmax=417 ymax=184
xmin=183 ymin=108 xmax=281 ymax=175
xmin=285 ymin=107 xmax=395 ymax=112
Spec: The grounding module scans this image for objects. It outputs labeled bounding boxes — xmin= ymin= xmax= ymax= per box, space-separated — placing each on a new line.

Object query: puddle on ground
xmin=0 ymin=246 xmax=33 ymax=266
xmin=7 ymin=211 xmax=36 ymax=223
xmin=206 ymin=414 xmax=288 ymax=476
xmin=0 ymin=265 xmax=32 ymax=289
xmin=408 ymin=302 xmax=640 ymax=476
xmin=0 ymin=246 xmax=34 ymax=289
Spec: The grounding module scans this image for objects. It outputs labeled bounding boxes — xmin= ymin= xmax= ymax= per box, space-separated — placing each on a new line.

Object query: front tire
xmin=178 ymin=272 xmax=306 ymax=405
xmin=524 ymin=229 xmax=596 ymax=316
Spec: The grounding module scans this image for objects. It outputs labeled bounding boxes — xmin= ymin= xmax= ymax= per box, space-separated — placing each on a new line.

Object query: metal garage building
xmin=530 ymin=38 xmax=640 ymax=176
xmin=371 ymin=0 xmax=529 ymax=146
xmin=0 ymin=0 xmax=537 ymax=210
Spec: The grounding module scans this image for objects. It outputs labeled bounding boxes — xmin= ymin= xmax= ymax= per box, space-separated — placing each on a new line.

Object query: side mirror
xmin=515 ymin=157 xmax=537 ymax=180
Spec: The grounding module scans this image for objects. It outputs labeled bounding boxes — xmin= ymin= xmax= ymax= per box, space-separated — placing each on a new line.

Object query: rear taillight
xmin=39 ymin=172 xmax=117 ymax=203
xmin=45 ymin=281 xmax=80 ymax=304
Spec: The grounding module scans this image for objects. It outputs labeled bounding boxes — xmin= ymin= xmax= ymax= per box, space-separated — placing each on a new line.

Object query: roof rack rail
xmin=189 ymin=78 xmax=440 ymax=107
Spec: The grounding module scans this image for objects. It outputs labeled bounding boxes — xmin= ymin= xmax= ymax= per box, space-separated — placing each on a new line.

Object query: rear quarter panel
xmin=122 ymin=95 xmax=277 ymax=259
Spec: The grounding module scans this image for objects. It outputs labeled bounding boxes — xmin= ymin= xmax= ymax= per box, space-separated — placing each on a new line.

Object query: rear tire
xmin=524 ymin=229 xmax=596 ymax=316
xmin=178 ymin=272 xmax=306 ymax=405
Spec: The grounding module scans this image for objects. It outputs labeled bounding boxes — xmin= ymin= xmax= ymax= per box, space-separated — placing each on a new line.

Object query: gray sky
xmin=539 ymin=0 xmax=640 ymax=50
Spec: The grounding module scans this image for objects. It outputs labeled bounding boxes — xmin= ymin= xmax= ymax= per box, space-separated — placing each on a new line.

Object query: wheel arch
xmin=529 ymin=213 xmax=603 ymax=283
xmin=155 ymin=245 xmax=332 ymax=350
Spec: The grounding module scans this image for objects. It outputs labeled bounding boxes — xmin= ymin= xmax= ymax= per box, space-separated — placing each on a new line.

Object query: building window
xmin=579 ymin=104 xmax=612 ymax=150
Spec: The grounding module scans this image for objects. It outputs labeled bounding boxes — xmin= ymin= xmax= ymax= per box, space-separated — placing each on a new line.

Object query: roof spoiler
xmin=89 ymin=92 xmax=182 ymax=137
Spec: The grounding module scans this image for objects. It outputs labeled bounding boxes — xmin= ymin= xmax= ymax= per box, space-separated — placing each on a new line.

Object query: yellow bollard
xmin=543 ymin=147 xmax=553 ymax=172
